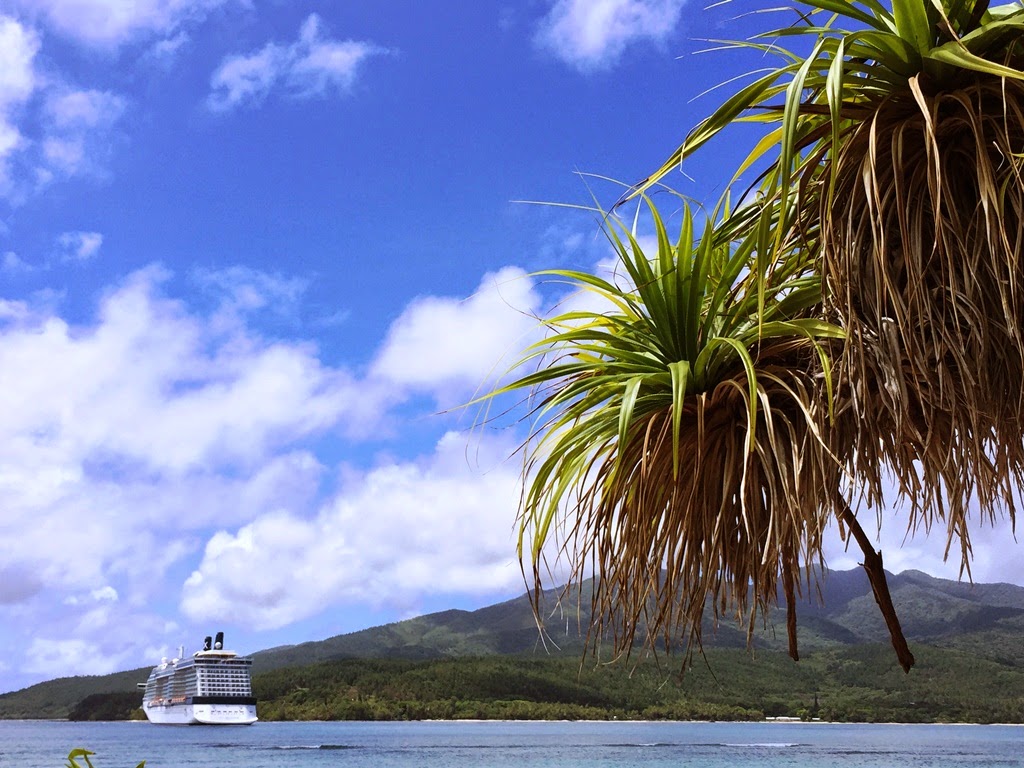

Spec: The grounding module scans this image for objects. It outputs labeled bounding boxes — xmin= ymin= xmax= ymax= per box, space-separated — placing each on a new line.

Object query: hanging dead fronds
xmin=629 ymin=0 xmax=1024 ymax=586
xmin=577 ymin=338 xmax=844 ymax=663
xmin=821 ymin=73 xmax=1024 ymax=569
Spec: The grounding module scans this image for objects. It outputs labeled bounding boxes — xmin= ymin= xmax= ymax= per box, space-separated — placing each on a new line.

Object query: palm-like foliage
xmin=635 ymin=0 xmax=1024 ymax=593
xmin=494 ymin=195 xmax=846 ymax=662
xmin=496 ymin=0 xmax=1024 ymax=675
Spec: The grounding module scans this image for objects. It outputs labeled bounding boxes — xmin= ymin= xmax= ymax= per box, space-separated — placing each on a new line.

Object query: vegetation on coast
xmin=66 ymin=646 xmax=1024 ymax=724
xmin=247 ymin=648 xmax=1024 ymax=724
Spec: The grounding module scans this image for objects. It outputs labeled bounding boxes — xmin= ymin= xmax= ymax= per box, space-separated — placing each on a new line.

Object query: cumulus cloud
xmin=45 ymin=89 xmax=126 ymax=130
xmin=0 ymin=262 xmax=403 ymax=687
xmin=8 ymin=0 xmax=235 ymax=48
xmin=192 ymin=265 xmax=308 ymax=324
xmin=208 ymin=14 xmax=389 ymax=112
xmin=39 ymin=88 xmax=127 ymax=181
xmin=0 ymin=256 xmax=556 ymax=686
xmin=535 ymin=0 xmax=686 ymax=71
xmin=0 ymin=265 xmax=370 ymax=597
xmin=822 ymin=503 xmax=1018 ymax=586
xmin=63 ymin=585 xmax=118 ymax=606
xmin=56 ymin=231 xmax=103 ymax=262
xmin=1 ymin=251 xmax=28 ymax=272
xmin=370 ymin=266 xmax=543 ymax=404
xmin=22 ymin=603 xmax=178 ymax=678
xmin=0 ymin=16 xmax=39 ymax=192
xmin=146 ymin=31 xmax=190 ymax=65
xmin=181 ymin=430 xmax=524 ymax=629
xmin=0 ymin=17 xmax=37 ymax=113
xmin=1 ymin=244 xmax=1021 ymax=691
xmin=0 ymin=22 xmax=128 ymax=200
xmin=0 ymin=13 xmax=130 ymax=201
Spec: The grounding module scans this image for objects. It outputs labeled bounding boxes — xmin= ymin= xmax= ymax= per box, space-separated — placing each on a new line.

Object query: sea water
xmin=1 ymin=720 xmax=1021 ymax=768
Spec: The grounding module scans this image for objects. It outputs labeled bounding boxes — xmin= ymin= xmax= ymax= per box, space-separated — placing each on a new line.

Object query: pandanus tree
xmin=494 ymin=193 xmax=848 ymax=664
xmin=499 ymin=0 xmax=1024 ymax=673
xmin=638 ymin=0 xmax=1024 ymax=582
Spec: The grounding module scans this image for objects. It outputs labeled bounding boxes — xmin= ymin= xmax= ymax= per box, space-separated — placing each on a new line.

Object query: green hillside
xmin=0 ymin=667 xmax=149 ymax=720
xmin=4 ymin=568 xmax=1024 ymax=721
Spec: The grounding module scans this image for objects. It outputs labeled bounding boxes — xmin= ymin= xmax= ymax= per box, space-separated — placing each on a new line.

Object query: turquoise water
xmin=2 ymin=720 xmax=1022 ymax=768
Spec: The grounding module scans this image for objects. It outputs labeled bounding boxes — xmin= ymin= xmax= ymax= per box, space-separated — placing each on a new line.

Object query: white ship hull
xmin=144 ymin=701 xmax=258 ymax=725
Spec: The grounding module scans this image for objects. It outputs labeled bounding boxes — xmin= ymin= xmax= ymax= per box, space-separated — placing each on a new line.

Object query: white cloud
xmin=823 ymin=503 xmax=1018 ymax=586
xmin=1 ymin=251 xmax=27 ymax=272
xmin=208 ymin=14 xmax=388 ymax=112
xmin=0 ymin=16 xmax=39 ymax=193
xmin=0 ymin=17 xmax=37 ymax=108
xmin=209 ymin=44 xmax=282 ymax=111
xmin=0 ymin=38 xmax=128 ymax=200
xmin=39 ymin=88 xmax=126 ymax=179
xmin=145 ymin=31 xmax=190 ymax=66
xmin=22 ymin=603 xmax=178 ymax=678
xmin=0 ymin=265 xmax=371 ymax=602
xmin=45 ymin=89 xmax=126 ymax=130
xmin=24 ymin=639 xmax=102 ymax=676
xmin=63 ymin=585 xmax=119 ymax=606
xmin=9 ymin=0 xmax=236 ymax=48
xmin=57 ymin=230 xmax=103 ymax=262
xmin=535 ymin=0 xmax=686 ymax=72
xmin=0 ymin=259 xmax=553 ymax=665
xmin=370 ymin=267 xmax=543 ymax=404
xmin=286 ymin=15 xmax=381 ymax=96
xmin=181 ymin=430 xmax=524 ymax=629
xmin=193 ymin=265 xmax=307 ymax=320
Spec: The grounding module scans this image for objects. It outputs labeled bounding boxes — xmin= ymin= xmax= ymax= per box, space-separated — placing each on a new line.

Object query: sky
xmin=0 ymin=0 xmax=1017 ymax=694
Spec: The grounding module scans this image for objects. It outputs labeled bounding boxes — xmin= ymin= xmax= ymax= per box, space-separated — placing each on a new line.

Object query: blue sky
xmin=0 ymin=0 xmax=1012 ymax=694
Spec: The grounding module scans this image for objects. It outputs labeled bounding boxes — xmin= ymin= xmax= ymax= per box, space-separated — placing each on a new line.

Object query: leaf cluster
xmin=65 ymin=749 xmax=143 ymax=768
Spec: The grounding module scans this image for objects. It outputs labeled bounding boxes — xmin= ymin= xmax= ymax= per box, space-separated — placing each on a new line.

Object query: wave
xmin=211 ymin=743 xmax=360 ymax=751
xmin=720 ymin=742 xmax=800 ymax=748
xmin=602 ymin=743 xmax=676 ymax=748
xmin=273 ymin=744 xmax=359 ymax=751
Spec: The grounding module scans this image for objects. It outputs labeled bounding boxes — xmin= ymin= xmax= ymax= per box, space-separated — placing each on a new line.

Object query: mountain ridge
xmin=3 ymin=566 xmax=1024 ymax=719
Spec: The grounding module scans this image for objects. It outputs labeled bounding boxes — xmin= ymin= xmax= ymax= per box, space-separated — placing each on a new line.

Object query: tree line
xmin=71 ymin=647 xmax=1024 ymax=724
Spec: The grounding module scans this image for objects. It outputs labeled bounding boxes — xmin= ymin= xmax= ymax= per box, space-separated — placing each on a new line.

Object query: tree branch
xmin=783 ymin=562 xmax=799 ymax=661
xmin=838 ymin=500 xmax=915 ymax=673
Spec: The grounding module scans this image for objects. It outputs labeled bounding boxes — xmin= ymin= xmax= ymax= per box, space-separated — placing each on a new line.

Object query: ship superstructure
xmin=138 ymin=631 xmax=257 ymax=725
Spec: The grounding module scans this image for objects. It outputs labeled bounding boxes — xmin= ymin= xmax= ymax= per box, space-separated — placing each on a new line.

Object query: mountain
xmin=250 ymin=590 xmax=571 ymax=671
xmin=3 ymin=567 xmax=1024 ymax=719
xmin=251 ymin=568 xmax=1024 ymax=667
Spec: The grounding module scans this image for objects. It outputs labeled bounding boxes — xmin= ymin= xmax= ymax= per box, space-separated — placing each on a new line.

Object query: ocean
xmin=2 ymin=720 xmax=1021 ymax=768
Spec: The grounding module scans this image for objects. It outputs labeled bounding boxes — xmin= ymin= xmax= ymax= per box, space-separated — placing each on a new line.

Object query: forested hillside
xmin=4 ymin=568 xmax=1024 ymax=722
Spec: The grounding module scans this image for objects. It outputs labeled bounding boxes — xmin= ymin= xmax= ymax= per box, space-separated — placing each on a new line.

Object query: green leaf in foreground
xmin=65 ymin=749 xmax=144 ymax=768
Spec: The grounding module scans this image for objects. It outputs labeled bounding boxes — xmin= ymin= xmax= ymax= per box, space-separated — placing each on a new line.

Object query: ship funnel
xmin=203 ymin=636 xmax=212 ymax=651
xmin=214 ymin=631 xmax=224 ymax=650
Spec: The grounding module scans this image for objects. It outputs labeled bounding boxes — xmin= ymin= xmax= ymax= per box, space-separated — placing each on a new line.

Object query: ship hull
xmin=144 ymin=701 xmax=258 ymax=725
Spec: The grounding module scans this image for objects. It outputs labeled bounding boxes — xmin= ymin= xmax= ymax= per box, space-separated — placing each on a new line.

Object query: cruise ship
xmin=138 ymin=632 xmax=258 ymax=725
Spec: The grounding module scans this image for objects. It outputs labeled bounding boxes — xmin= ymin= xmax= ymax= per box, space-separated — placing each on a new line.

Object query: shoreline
xmin=5 ymin=717 xmax=1024 ymax=727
